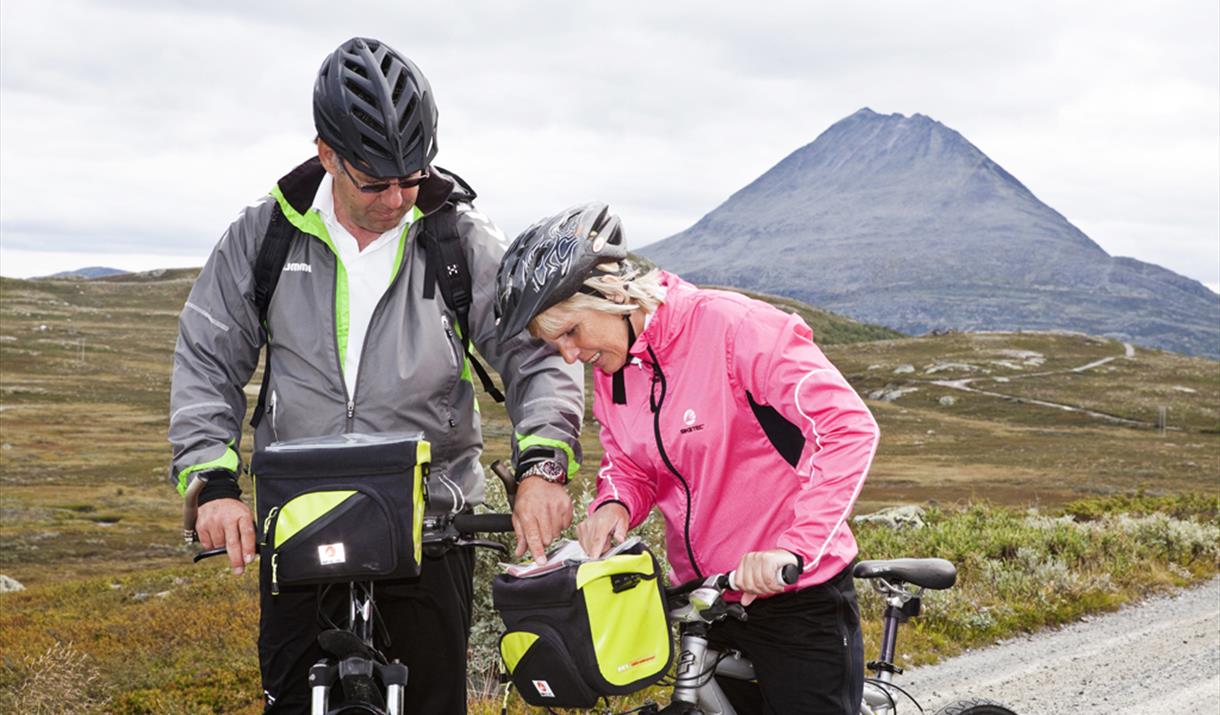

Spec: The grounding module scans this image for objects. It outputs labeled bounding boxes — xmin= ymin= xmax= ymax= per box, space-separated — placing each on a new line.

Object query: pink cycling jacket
xmin=589 ymin=272 xmax=879 ymax=592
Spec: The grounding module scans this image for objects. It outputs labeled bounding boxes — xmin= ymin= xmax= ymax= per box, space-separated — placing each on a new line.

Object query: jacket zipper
xmin=441 ymin=315 xmax=460 ymax=369
xmin=340 ymin=227 xmax=414 ymax=431
xmin=645 ymin=345 xmax=703 ymax=580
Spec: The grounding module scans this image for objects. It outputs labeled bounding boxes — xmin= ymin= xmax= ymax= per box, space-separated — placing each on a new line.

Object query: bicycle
xmin=195 ymin=508 xmax=515 ymax=714
xmin=619 ymin=558 xmax=1017 ymax=715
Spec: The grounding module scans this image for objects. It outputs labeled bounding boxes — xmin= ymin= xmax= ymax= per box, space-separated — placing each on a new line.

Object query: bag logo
xmin=532 ymin=680 xmax=555 ymax=698
xmin=282 ymin=262 xmax=312 ymax=273
xmin=318 ymin=543 xmax=347 ymax=565
xmin=617 ymin=654 xmax=657 ymax=672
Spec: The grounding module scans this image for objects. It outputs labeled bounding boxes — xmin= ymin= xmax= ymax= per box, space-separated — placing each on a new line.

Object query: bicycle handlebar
xmin=669 ymin=563 xmax=800 ymax=599
xmin=451 ymin=512 xmax=514 ymax=534
xmin=192 ymin=511 xmax=515 ymax=563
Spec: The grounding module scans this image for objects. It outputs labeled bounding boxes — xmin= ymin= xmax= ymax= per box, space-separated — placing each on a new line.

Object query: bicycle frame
xmin=658 ymin=568 xmax=939 ymax=715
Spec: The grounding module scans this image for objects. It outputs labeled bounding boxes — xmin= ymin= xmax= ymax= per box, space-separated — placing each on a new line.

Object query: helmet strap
xmin=612 ymin=313 xmax=637 ymax=405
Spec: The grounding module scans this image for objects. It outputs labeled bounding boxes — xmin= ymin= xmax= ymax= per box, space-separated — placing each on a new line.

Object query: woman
xmin=495 ymin=203 xmax=877 ymax=714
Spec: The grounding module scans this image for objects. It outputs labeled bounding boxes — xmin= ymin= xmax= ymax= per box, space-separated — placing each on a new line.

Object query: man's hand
xmin=734 ymin=549 xmax=800 ymax=606
xmin=511 ymin=477 xmax=573 ymax=564
xmin=197 ymin=497 xmax=257 ymax=575
xmin=576 ymin=503 xmax=629 ymax=558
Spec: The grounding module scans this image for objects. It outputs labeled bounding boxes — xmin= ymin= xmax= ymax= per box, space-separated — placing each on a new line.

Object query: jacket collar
xmin=626 ymin=271 xmax=692 ymax=366
xmin=274 ymin=156 xmax=467 ymax=219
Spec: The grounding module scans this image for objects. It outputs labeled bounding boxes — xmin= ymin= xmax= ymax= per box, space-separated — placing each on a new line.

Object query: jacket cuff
xmin=197 ymin=471 xmax=242 ymax=506
xmin=589 ymin=496 xmax=631 ymax=520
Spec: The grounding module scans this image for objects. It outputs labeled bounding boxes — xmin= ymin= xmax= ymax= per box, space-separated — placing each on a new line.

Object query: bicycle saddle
xmin=853 ymin=558 xmax=956 ymax=590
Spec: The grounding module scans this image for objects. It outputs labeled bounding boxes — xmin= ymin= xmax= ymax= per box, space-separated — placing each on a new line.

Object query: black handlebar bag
xmin=251 ymin=432 xmax=429 ymax=595
xmin=492 ymin=542 xmax=673 ymax=708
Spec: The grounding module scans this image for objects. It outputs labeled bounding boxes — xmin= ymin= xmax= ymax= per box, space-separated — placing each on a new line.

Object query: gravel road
xmin=901 ymin=577 xmax=1220 ymax=714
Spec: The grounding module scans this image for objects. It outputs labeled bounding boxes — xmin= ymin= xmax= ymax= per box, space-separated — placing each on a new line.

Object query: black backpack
xmin=248 ymin=198 xmax=504 ymax=429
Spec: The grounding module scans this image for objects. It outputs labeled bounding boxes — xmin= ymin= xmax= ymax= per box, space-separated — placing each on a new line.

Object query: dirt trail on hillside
xmin=903 ymin=576 xmax=1220 ymax=714
xmin=929 ymin=342 xmax=1153 ymax=426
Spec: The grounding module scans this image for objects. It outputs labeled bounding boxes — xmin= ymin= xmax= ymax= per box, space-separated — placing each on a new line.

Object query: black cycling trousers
xmin=708 ymin=563 xmax=864 ymax=715
xmin=257 ymin=545 xmax=475 ymax=714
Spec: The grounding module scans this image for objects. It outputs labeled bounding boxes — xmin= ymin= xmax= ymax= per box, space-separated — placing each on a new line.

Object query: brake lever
xmin=457 ymin=537 xmax=510 ymax=556
xmin=698 ymin=597 xmax=750 ymax=624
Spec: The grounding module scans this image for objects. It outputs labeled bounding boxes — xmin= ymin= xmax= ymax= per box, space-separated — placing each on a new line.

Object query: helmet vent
xmin=347 ymin=83 xmax=378 ymax=111
xmin=397 ymin=94 xmax=416 ymax=124
xmin=343 ymin=60 xmax=369 ymax=80
xmin=353 ymin=107 xmax=385 ymax=134
xmin=361 ymin=135 xmax=391 ymax=158
xmin=391 ymin=74 xmax=407 ymax=106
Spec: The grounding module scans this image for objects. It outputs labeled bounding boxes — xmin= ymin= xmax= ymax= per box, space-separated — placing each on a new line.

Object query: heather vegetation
xmin=1 ymin=273 xmax=1216 ymax=713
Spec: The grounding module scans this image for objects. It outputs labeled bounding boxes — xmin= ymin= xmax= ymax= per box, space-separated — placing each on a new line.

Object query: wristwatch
xmin=517 ymin=458 xmax=568 ymax=486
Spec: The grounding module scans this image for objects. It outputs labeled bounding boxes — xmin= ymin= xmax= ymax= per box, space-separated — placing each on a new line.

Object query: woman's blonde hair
xmin=529 ymin=262 xmax=667 ymax=339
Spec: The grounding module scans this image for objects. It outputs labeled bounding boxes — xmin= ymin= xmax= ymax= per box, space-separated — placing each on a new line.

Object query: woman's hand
xmin=734 ymin=549 xmax=800 ymax=606
xmin=576 ymin=502 xmax=630 ymax=558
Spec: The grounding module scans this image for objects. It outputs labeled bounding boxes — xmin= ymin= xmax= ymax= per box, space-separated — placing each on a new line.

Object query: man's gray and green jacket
xmin=169 ymin=158 xmax=584 ymax=517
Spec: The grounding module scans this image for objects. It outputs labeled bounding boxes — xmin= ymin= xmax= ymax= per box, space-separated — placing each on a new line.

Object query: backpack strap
xmin=420 ymin=205 xmax=506 ymax=403
xmin=249 ymin=204 xmax=297 ymax=428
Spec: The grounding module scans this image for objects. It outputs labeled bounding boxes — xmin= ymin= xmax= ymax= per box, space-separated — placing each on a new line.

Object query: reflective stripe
xmin=176 ymin=444 xmax=239 ymax=497
xmin=515 ymin=432 xmax=579 ymax=477
xmin=183 ymin=302 xmax=230 ymax=332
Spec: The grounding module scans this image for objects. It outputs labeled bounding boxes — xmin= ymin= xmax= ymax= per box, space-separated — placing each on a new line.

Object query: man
xmin=168 ymin=37 xmax=583 ymax=713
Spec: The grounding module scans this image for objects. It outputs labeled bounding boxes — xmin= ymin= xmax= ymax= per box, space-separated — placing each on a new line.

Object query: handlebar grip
xmin=726 ymin=562 xmax=801 ymax=591
xmin=193 ymin=546 xmax=229 ymax=563
xmin=780 ymin=563 xmax=800 ymax=585
xmin=452 ymin=512 xmax=515 ymax=534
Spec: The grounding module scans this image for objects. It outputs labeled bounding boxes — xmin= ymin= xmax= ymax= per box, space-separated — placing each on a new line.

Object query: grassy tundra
xmin=1 ymin=274 xmax=1216 ymax=713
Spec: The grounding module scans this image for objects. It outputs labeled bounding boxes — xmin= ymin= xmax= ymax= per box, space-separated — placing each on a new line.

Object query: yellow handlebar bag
xmin=492 ymin=542 xmax=672 ymax=708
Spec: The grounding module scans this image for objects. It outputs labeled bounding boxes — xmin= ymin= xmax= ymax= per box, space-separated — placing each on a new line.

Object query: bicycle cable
xmin=864 ymin=677 xmax=924 ymax=714
xmin=667 ymin=649 xmax=732 ymax=690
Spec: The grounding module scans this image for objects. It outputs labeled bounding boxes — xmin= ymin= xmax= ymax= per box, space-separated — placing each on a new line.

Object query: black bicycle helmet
xmin=495 ymin=202 xmax=627 ymax=344
xmin=313 ymin=37 xmax=438 ymax=178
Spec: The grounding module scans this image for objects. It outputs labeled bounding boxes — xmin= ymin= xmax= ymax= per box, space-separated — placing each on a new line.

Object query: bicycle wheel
xmin=933 ymin=698 xmax=1018 ymax=715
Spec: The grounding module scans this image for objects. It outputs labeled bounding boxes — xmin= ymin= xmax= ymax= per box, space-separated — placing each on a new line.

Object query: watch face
xmin=535 ymin=459 xmax=567 ymax=483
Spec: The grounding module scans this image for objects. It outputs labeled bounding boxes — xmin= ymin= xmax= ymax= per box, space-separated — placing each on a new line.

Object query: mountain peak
xmin=641 ymin=110 xmax=1219 ymax=358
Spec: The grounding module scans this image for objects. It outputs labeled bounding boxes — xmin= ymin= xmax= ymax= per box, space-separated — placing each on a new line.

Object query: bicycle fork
xmin=308 ymin=582 xmax=409 ymax=715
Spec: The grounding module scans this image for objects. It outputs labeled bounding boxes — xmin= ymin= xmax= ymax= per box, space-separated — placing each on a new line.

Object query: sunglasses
xmin=339 ymin=158 xmax=429 ymax=194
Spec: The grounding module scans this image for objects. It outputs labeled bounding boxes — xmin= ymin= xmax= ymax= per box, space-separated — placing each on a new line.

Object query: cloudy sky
xmin=2 ymin=0 xmax=1217 ymax=291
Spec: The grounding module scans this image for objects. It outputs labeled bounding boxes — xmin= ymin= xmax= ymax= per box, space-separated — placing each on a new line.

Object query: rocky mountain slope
xmin=642 ymin=108 xmax=1220 ymax=358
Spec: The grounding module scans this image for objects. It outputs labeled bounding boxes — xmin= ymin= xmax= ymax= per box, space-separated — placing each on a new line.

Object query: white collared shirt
xmin=311 ymin=173 xmax=418 ymax=399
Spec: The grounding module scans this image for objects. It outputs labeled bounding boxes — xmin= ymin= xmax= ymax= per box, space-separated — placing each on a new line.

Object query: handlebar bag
xmin=492 ymin=542 xmax=673 ymax=708
xmin=251 ymin=432 xmax=428 ymax=594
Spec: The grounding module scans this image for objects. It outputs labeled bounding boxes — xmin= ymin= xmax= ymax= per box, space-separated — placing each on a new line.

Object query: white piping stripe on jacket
xmin=598 ymin=458 xmax=621 ymax=501
xmin=170 ymin=400 xmax=232 ymax=424
xmin=521 ymin=395 xmax=583 ymax=414
xmin=184 ymin=302 xmax=230 ymax=332
xmin=792 ymin=367 xmax=880 ymax=573
xmin=792 ymin=368 xmax=834 ymax=475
